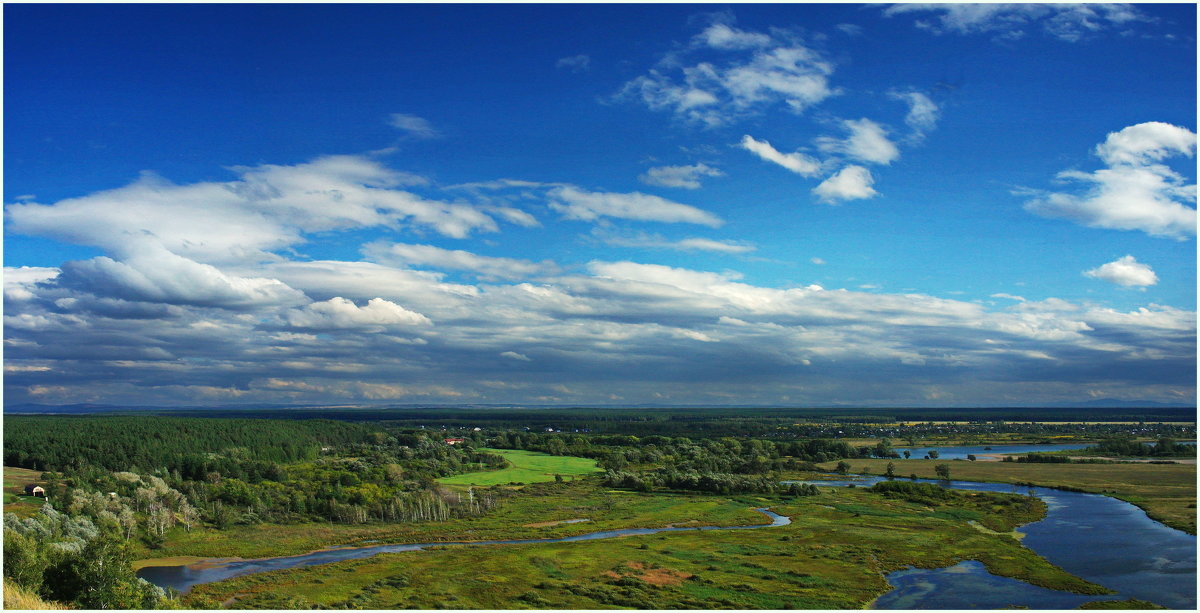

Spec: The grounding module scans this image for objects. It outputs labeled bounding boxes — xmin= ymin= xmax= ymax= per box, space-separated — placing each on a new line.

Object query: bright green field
xmin=438 ymin=449 xmax=601 ymax=486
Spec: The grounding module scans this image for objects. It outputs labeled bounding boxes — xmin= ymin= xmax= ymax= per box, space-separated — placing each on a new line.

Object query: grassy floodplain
xmin=133 ymin=480 xmax=759 ymax=561
xmin=815 ymin=459 xmax=1197 ymax=534
xmin=437 ymin=448 xmax=600 ymax=486
xmin=178 ymin=479 xmax=1112 ymax=609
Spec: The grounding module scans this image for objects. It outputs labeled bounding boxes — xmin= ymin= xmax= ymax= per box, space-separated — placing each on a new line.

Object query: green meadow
xmin=438 ymin=448 xmax=601 ymax=486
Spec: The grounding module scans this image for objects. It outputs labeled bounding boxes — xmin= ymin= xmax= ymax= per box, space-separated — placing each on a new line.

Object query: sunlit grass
xmin=437 ymin=448 xmax=600 ymax=486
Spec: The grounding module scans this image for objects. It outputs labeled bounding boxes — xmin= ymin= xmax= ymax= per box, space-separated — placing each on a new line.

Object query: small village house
xmin=444 ymin=437 xmax=466 ymax=445
xmin=24 ymin=484 xmax=45 ymax=497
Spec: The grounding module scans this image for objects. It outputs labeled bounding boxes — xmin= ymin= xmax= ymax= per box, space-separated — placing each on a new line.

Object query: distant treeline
xmin=10 ymin=404 xmax=1193 ymax=437
xmin=4 ymin=415 xmax=376 ymax=474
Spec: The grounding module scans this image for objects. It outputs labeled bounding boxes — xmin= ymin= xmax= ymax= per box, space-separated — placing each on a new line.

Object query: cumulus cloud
xmin=55 ymin=243 xmax=307 ymax=309
xmin=1084 ymin=255 xmax=1159 ymax=287
xmin=884 ymin=4 xmax=1148 ymax=42
xmin=1023 ymin=122 xmax=1196 ymax=239
xmin=639 ymin=163 xmax=724 ymax=189
xmin=387 ymin=113 xmax=440 ymax=139
xmin=555 ymin=54 xmax=591 ymax=72
xmin=547 ymin=185 xmax=724 ymax=227
xmin=261 ymin=260 xmax=480 ymax=312
xmin=812 ymin=165 xmax=878 ymax=203
xmin=281 ymin=297 xmax=431 ymax=330
xmin=5 ymin=155 xmax=502 ymax=264
xmin=617 ymin=22 xmax=836 ymax=126
xmin=1095 ymin=122 xmax=1197 ymax=166
xmin=816 ymin=118 xmax=901 ymax=165
xmin=5 ymin=266 xmax=59 ymax=302
xmin=362 ymin=241 xmax=556 ymax=280
xmin=5 ymin=253 xmax=1194 ymax=406
xmin=740 ymin=135 xmax=822 ymax=176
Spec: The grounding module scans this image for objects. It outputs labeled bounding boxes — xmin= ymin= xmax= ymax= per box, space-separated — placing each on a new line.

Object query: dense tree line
xmin=602 ymin=470 xmax=818 ymax=496
xmin=4 ymin=415 xmax=378 ymax=473
xmin=35 ymin=438 xmax=508 ymax=530
xmin=1003 ymin=454 xmax=1114 ymax=464
xmin=1084 ymin=437 xmax=1194 ymax=458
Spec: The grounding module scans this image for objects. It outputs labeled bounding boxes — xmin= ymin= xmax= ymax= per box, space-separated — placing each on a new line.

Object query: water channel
xmin=137 ymin=508 xmax=790 ymax=594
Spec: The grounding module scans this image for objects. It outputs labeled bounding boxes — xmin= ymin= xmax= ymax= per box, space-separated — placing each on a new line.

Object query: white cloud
xmin=1023 ymin=122 xmax=1196 ymax=239
xmin=1084 ymin=255 xmax=1159 ymax=287
xmin=991 ymin=293 xmax=1027 ymax=302
xmin=816 ymin=118 xmax=900 ymax=165
xmin=55 ymin=242 xmax=307 ymax=309
xmin=362 ymin=241 xmax=555 ymax=280
xmin=618 ymin=24 xmax=836 ymax=126
xmin=262 ymin=260 xmax=480 ymax=312
xmin=484 ymin=206 xmax=541 ymax=228
xmin=5 ymin=252 xmax=1194 ymax=406
xmin=698 ymin=23 xmax=772 ymax=49
xmin=5 ymin=155 xmax=502 ymax=265
xmin=5 ymin=266 xmax=59 ymax=301
xmin=889 ymin=90 xmax=940 ymax=139
xmin=884 ymin=4 xmax=1148 ymax=42
xmin=387 ymin=113 xmax=440 ymax=139
xmin=812 ymin=166 xmax=878 ymax=203
xmin=282 ymin=297 xmax=431 ymax=330
xmin=1094 ymin=122 xmax=1197 ymax=166
xmin=547 ymin=185 xmax=723 ymax=227
xmin=595 ymin=229 xmax=754 ymax=254
xmin=740 ymin=135 xmax=821 ymax=176
xmin=673 ymin=238 xmax=755 ymax=254
xmin=810 ymin=257 xmax=826 ymax=265
xmin=555 ymin=54 xmax=591 ymax=72
xmin=836 ymin=23 xmax=864 ymax=37
xmin=639 ymin=163 xmax=724 ymax=189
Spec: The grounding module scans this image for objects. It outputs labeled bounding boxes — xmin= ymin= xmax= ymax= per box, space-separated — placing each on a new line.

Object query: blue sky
xmin=4 ymin=3 xmax=1196 ymax=407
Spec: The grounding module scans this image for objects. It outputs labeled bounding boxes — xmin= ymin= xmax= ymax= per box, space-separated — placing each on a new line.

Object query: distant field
xmin=438 ymin=449 xmax=600 ymax=486
xmin=3 ymin=466 xmax=47 ymax=517
xmin=813 ymin=458 xmax=1196 ymax=534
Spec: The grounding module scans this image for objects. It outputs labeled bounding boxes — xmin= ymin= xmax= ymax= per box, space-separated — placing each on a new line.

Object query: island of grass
xmin=438 ymin=448 xmax=600 ymax=486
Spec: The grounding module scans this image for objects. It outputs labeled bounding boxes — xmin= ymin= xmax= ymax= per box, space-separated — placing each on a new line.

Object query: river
xmin=799 ymin=475 xmax=1196 ymax=609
